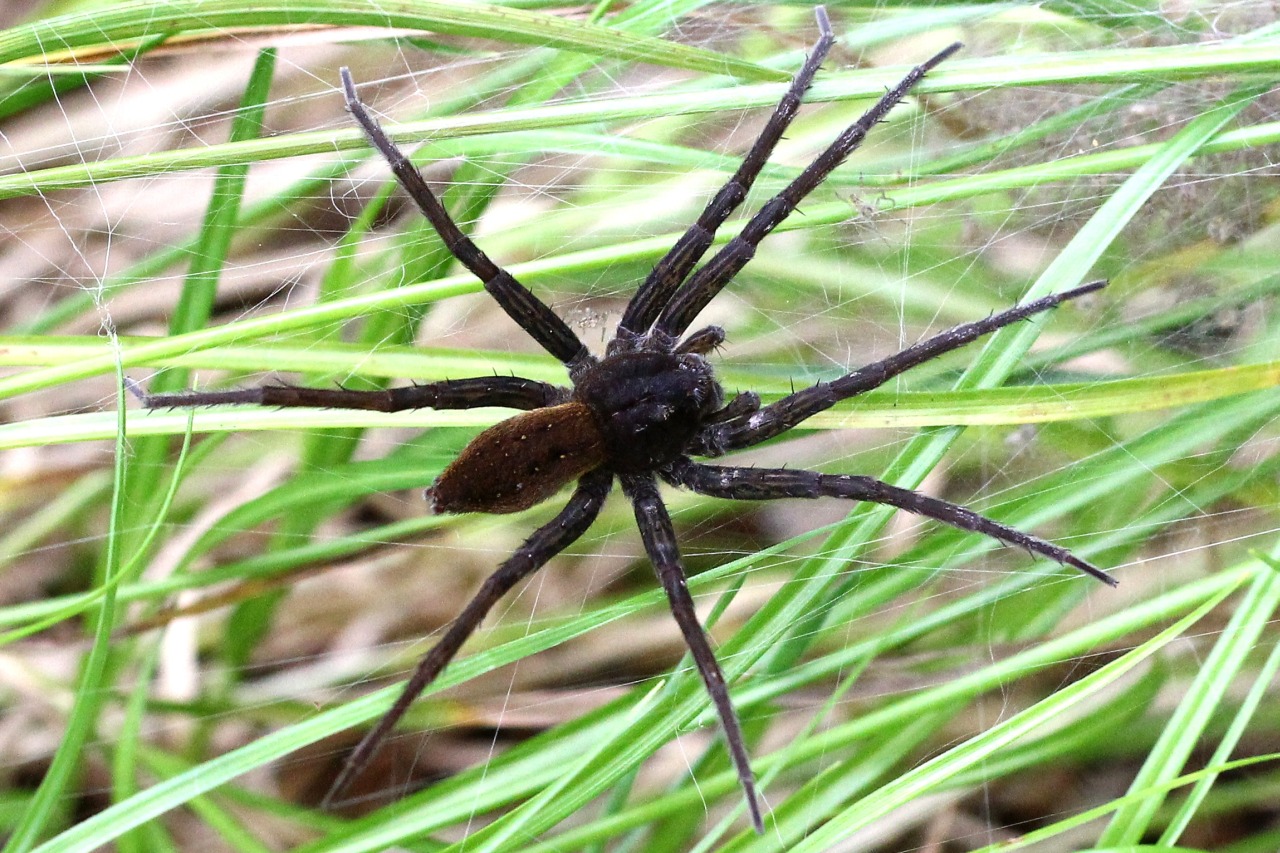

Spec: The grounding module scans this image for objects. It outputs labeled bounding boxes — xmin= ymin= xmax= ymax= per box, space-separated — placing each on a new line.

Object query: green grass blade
xmin=4 ymin=40 xmax=1278 ymax=199
xmin=8 ymin=357 xmax=1280 ymax=450
xmin=784 ymin=581 xmax=1241 ymax=851
xmin=2 ymin=367 xmax=131 ymax=852
xmin=1100 ymin=559 xmax=1280 ymax=845
xmin=1159 ymin=618 xmax=1280 ymax=844
xmin=0 ymin=0 xmax=779 ymax=83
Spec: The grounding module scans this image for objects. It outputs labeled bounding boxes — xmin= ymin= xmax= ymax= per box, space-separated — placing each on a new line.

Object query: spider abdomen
xmin=428 ymin=403 xmax=605 ymax=515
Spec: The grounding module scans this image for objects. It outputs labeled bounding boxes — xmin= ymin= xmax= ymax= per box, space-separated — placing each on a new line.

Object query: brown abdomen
xmin=428 ymin=403 xmax=606 ymax=515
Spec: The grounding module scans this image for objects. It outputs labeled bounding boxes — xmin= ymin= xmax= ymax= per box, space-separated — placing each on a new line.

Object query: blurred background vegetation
xmin=0 ymin=1 xmax=1278 ymax=850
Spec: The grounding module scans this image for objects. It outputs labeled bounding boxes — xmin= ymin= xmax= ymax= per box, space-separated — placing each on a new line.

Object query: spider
xmin=144 ymin=8 xmax=1115 ymax=833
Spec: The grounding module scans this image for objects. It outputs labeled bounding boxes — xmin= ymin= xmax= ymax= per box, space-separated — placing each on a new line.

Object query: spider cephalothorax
xmin=146 ymin=7 xmax=1114 ymax=833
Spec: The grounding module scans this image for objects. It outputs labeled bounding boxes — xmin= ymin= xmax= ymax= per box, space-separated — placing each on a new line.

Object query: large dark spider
xmin=145 ymin=8 xmax=1115 ymax=832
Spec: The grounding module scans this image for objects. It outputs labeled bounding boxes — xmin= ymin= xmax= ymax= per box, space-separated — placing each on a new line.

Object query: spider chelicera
xmin=144 ymin=7 xmax=1116 ymax=832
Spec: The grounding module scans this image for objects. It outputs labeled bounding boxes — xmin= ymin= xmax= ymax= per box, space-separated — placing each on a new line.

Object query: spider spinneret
xmin=144 ymin=6 xmax=1115 ymax=834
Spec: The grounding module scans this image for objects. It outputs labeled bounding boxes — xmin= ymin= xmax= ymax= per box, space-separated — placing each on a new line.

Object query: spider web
xmin=2 ymin=1 xmax=1279 ymax=849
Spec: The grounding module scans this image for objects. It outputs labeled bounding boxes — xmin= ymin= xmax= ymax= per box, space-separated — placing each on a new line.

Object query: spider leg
xmin=612 ymin=8 xmax=836 ymax=349
xmin=322 ymin=469 xmax=613 ymax=808
xmin=620 ymin=473 xmax=765 ymax=833
xmin=695 ymin=281 xmax=1105 ymax=455
xmin=141 ymin=376 xmax=567 ymax=412
xmin=340 ymin=68 xmax=593 ymax=373
xmin=653 ymin=42 xmax=962 ymax=343
xmin=707 ymin=391 xmax=762 ymax=424
xmin=664 ymin=457 xmax=1116 ymax=586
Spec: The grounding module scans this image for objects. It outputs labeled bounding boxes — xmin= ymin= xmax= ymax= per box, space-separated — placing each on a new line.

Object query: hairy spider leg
xmin=340 ymin=68 xmax=594 ymax=373
xmin=654 ymin=42 xmax=963 ymax=344
xmin=142 ymin=376 xmax=566 ymax=412
xmin=664 ymin=458 xmax=1116 ymax=586
xmin=695 ymin=281 xmax=1106 ymax=456
xmin=323 ymin=469 xmax=613 ymax=809
xmin=621 ymin=474 xmax=765 ymax=833
xmin=613 ymin=7 xmax=837 ymax=347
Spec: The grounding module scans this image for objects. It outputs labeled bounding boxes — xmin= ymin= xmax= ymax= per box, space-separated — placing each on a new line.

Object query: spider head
xmin=575 ymin=350 xmax=723 ymax=473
